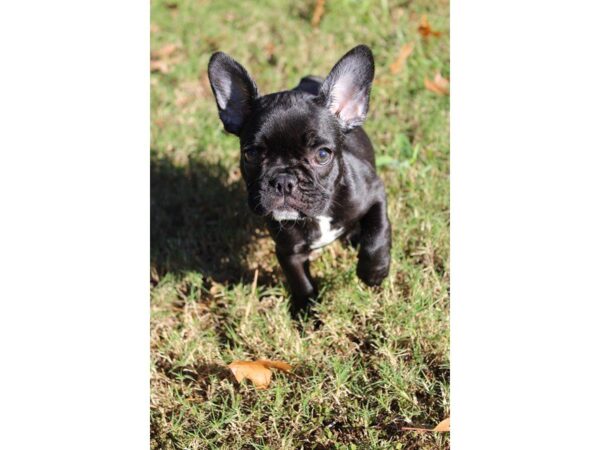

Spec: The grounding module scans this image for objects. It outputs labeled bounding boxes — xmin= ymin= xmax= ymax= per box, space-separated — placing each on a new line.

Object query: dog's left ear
xmin=318 ymin=45 xmax=375 ymax=131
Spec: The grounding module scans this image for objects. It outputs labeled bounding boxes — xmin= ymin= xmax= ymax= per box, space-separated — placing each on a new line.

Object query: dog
xmin=208 ymin=45 xmax=391 ymax=316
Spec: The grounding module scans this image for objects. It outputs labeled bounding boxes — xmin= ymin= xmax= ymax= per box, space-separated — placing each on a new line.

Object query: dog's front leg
xmin=275 ymin=248 xmax=316 ymax=316
xmin=356 ymin=198 xmax=392 ymax=287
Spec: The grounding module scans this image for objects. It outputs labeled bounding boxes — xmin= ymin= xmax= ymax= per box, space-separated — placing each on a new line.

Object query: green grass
xmin=151 ymin=0 xmax=449 ymax=448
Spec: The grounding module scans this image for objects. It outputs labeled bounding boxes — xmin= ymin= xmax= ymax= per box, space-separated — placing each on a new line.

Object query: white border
xmin=2 ymin=0 xmax=600 ymax=448
xmin=0 ymin=1 xmax=149 ymax=448
xmin=452 ymin=1 xmax=600 ymax=448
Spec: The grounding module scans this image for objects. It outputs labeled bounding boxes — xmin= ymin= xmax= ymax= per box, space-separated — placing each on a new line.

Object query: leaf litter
xmin=228 ymin=359 xmax=293 ymax=390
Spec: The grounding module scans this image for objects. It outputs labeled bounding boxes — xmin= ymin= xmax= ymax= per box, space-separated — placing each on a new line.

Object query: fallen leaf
xmin=265 ymin=42 xmax=277 ymax=65
xmin=228 ymin=361 xmax=272 ymax=389
xmin=311 ymin=0 xmax=326 ymax=27
xmin=433 ymin=417 xmax=450 ymax=432
xmin=150 ymin=60 xmax=170 ymax=74
xmin=151 ymin=43 xmax=178 ymax=60
xmin=150 ymin=43 xmax=180 ymax=74
xmin=228 ymin=359 xmax=292 ymax=390
xmin=424 ymin=72 xmax=449 ymax=95
xmin=418 ymin=15 xmax=442 ymax=38
xmin=390 ymin=42 xmax=414 ymax=74
xmin=257 ymin=359 xmax=292 ymax=372
xmin=402 ymin=417 xmax=450 ymax=432
xmin=265 ymin=42 xmax=275 ymax=58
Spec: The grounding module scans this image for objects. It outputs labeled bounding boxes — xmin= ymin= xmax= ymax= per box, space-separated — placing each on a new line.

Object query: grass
xmin=151 ymin=0 xmax=449 ymax=448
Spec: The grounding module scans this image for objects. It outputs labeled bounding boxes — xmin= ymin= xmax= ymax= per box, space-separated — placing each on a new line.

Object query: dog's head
xmin=207 ymin=45 xmax=374 ymax=220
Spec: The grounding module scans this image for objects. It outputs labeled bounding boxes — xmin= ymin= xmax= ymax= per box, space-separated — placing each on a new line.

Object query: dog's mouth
xmin=268 ymin=195 xmax=306 ymax=221
xmin=260 ymin=188 xmax=322 ymax=222
xmin=271 ymin=204 xmax=301 ymax=221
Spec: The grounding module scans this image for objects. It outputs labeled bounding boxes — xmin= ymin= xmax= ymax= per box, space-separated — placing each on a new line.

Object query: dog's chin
xmin=258 ymin=192 xmax=328 ymax=222
xmin=271 ymin=207 xmax=301 ymax=222
xmin=264 ymin=198 xmax=329 ymax=221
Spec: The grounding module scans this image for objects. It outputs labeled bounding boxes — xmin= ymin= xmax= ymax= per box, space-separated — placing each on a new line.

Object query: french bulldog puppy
xmin=208 ymin=45 xmax=391 ymax=316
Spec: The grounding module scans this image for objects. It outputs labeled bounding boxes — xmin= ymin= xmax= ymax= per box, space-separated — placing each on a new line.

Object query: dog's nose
xmin=272 ymin=174 xmax=297 ymax=196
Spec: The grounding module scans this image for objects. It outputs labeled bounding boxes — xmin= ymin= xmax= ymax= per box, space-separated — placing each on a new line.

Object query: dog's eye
xmin=315 ymin=148 xmax=332 ymax=165
xmin=243 ymin=148 xmax=259 ymax=162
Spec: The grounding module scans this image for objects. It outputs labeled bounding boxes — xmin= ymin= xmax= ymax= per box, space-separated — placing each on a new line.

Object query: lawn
xmin=151 ymin=0 xmax=449 ymax=448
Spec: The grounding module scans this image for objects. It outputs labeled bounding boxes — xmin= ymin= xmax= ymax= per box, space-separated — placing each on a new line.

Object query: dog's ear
xmin=208 ymin=52 xmax=259 ymax=135
xmin=318 ymin=45 xmax=375 ymax=131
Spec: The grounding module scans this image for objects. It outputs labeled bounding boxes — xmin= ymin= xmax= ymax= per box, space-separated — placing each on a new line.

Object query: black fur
xmin=208 ymin=45 xmax=392 ymax=316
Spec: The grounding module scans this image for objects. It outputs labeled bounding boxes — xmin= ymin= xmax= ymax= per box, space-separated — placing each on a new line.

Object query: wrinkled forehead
xmin=242 ymin=95 xmax=339 ymax=151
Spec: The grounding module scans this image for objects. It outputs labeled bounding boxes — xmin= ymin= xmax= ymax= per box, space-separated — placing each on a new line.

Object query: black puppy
xmin=208 ymin=45 xmax=391 ymax=316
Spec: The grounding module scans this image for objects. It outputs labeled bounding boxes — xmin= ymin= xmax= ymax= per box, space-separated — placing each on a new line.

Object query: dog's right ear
xmin=208 ymin=52 xmax=258 ymax=136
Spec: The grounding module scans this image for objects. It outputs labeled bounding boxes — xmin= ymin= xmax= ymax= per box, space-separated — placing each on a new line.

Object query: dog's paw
xmin=356 ymin=257 xmax=390 ymax=287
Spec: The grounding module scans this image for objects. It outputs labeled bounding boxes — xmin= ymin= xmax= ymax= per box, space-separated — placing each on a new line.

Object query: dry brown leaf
xmin=228 ymin=361 xmax=272 ymax=389
xmin=265 ymin=42 xmax=275 ymax=58
xmin=152 ymin=43 xmax=178 ymax=60
xmin=402 ymin=417 xmax=450 ymax=432
xmin=265 ymin=42 xmax=277 ymax=65
xmin=424 ymin=72 xmax=449 ymax=95
xmin=311 ymin=0 xmax=326 ymax=28
xmin=390 ymin=42 xmax=414 ymax=74
xmin=433 ymin=417 xmax=450 ymax=432
xmin=418 ymin=15 xmax=442 ymax=38
xmin=150 ymin=60 xmax=170 ymax=74
xmin=150 ymin=43 xmax=180 ymax=74
xmin=257 ymin=360 xmax=292 ymax=372
xmin=228 ymin=359 xmax=292 ymax=390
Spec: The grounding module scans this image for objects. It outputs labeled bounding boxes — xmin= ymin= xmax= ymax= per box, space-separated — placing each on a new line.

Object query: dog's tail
xmin=293 ymin=75 xmax=324 ymax=96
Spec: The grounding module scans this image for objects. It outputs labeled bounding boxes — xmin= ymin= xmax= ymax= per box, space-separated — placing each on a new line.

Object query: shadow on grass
xmin=151 ymin=154 xmax=268 ymax=285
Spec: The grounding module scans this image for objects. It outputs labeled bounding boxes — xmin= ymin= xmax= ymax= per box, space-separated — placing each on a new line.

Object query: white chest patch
xmin=310 ymin=216 xmax=345 ymax=249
